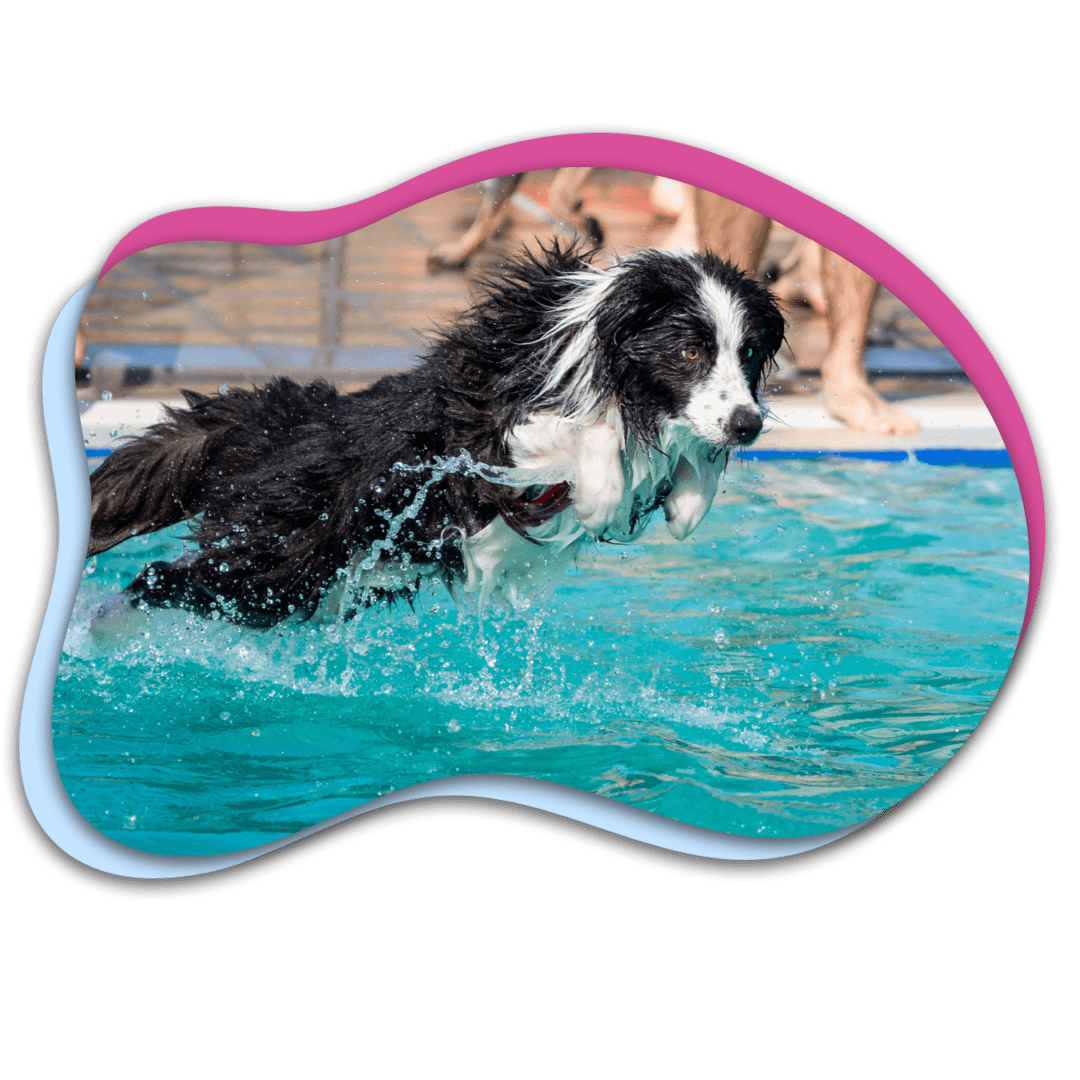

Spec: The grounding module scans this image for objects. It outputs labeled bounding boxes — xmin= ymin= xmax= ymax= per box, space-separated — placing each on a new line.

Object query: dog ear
xmin=746 ymin=288 xmax=787 ymax=390
xmin=592 ymin=254 xmax=696 ymax=350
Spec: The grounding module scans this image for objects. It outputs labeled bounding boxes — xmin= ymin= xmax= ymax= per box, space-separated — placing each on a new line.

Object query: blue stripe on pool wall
xmin=862 ymin=346 xmax=963 ymax=375
xmin=85 ymin=445 xmax=1013 ymax=467
xmin=913 ymin=448 xmax=1011 ymax=467
xmin=736 ymin=448 xmax=1012 ymax=467
xmin=743 ymin=449 xmax=909 ymax=462
xmin=83 ymin=343 xmax=421 ymax=371
xmin=83 ymin=343 xmax=964 ymax=377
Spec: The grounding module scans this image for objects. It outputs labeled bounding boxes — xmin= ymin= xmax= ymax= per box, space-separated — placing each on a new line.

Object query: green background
xmin=6 ymin=4 xmax=1071 ymax=1075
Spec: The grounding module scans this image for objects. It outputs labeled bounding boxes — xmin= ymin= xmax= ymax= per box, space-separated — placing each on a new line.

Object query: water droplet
xmin=101 ymin=390 xmax=112 ymax=402
xmin=219 ymin=384 xmax=229 ymax=394
xmin=251 ymin=728 xmax=260 ymax=737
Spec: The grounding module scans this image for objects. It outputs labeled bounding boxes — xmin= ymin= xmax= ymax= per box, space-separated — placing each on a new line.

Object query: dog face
xmin=590 ymin=251 xmax=785 ymax=447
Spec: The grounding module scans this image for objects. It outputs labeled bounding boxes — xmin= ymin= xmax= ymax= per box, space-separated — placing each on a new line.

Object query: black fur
xmin=88 ymin=242 xmax=783 ymax=626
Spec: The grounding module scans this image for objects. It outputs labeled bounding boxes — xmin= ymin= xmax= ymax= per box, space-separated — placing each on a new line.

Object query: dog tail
xmin=87 ymin=392 xmax=214 ymax=556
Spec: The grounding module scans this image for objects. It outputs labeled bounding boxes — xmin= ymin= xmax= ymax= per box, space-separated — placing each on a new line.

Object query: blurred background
xmin=77 ymin=170 xmax=1001 ymax=460
xmin=76 ymin=170 xmax=965 ymax=404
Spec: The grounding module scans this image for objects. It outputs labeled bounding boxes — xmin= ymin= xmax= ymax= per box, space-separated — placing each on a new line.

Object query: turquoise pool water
xmin=54 ymin=457 xmax=1027 ymax=856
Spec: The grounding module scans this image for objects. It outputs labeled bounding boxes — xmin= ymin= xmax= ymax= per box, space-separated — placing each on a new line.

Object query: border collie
xmin=87 ymin=243 xmax=784 ymax=626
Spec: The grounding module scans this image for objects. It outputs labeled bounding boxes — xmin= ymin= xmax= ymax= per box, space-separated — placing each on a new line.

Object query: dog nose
xmin=727 ymin=405 xmax=763 ymax=444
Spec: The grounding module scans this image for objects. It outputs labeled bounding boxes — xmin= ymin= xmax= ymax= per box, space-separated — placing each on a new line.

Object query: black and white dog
xmin=88 ymin=243 xmax=784 ymax=626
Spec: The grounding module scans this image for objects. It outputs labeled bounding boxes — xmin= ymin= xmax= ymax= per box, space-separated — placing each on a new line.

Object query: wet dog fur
xmin=88 ymin=243 xmax=784 ymax=626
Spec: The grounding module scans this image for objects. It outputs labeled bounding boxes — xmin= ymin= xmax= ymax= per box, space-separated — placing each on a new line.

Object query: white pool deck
xmin=80 ymin=392 xmax=1006 ymax=458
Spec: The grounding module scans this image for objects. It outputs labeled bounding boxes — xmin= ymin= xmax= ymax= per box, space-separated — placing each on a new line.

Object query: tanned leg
xmin=547 ymin=167 xmax=603 ymax=243
xmin=695 ymin=188 xmax=918 ymax=435
xmin=819 ymin=251 xmax=919 ymax=434
xmin=692 ymin=189 xmax=772 ymax=272
xmin=769 ymin=235 xmax=828 ymax=313
xmin=653 ymin=179 xmax=697 ymax=252
xmin=428 ymin=174 xmax=524 ymax=271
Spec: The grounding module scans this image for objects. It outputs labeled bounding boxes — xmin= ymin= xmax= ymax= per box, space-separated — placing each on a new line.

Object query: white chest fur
xmin=459 ymin=409 xmax=727 ymax=608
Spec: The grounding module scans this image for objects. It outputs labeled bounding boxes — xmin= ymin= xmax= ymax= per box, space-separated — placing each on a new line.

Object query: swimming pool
xmin=53 ymin=456 xmax=1027 ymax=856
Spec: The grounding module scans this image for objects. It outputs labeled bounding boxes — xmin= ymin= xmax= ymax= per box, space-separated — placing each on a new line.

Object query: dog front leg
xmin=570 ymin=419 xmax=625 ymax=535
xmin=663 ymin=451 xmax=721 ymax=541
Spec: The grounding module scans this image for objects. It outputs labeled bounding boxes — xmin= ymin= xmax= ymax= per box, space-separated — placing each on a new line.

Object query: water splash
xmin=55 ymin=459 xmax=1027 ymax=854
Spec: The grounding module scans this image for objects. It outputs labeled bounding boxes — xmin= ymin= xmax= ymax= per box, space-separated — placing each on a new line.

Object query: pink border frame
xmin=98 ymin=133 xmax=1043 ymax=637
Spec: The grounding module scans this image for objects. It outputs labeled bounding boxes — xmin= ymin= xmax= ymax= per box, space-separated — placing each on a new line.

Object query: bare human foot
xmin=820 ymin=373 xmax=921 ymax=434
xmin=674 ymin=191 xmax=921 ymax=436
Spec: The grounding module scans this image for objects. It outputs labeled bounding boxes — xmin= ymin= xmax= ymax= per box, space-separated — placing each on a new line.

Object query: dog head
xmin=544 ymin=249 xmax=786 ymax=448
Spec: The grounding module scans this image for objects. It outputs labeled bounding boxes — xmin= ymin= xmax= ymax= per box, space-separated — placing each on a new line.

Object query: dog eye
xmin=683 ymin=346 xmax=701 ymax=361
